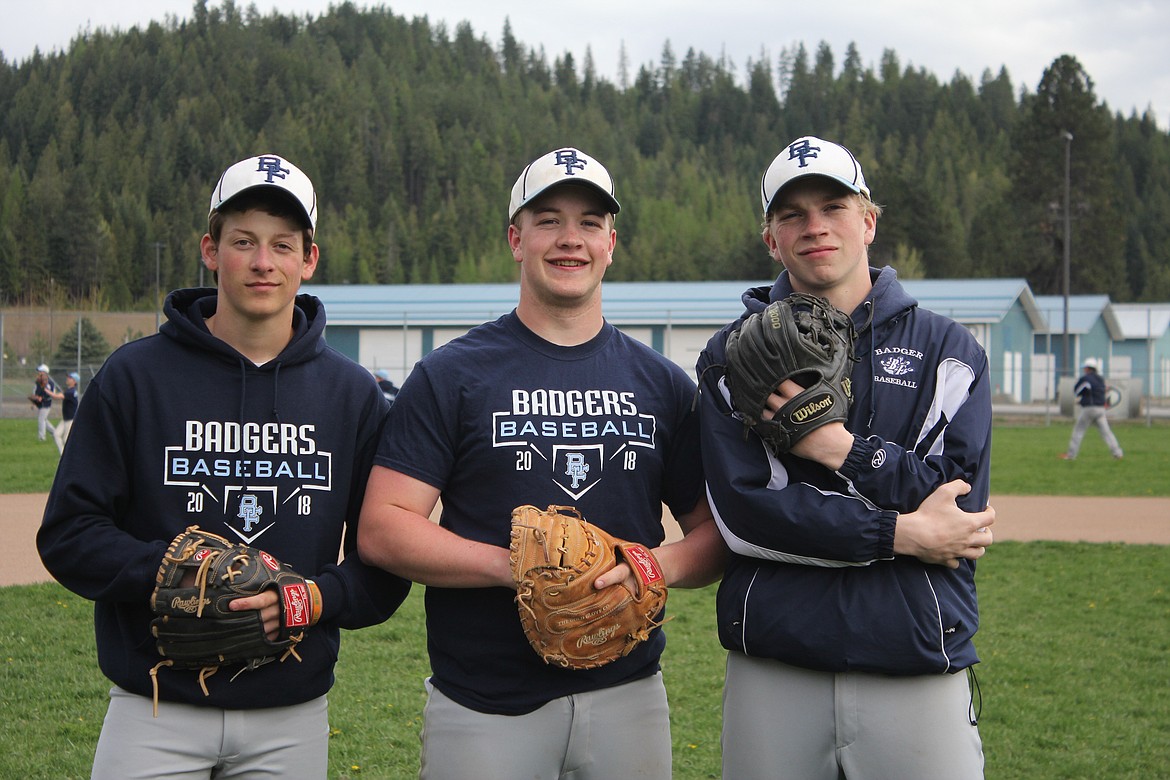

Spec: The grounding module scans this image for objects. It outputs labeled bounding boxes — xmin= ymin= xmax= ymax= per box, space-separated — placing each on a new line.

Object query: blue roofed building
xmin=304 ymin=277 xmax=1047 ymax=402
xmin=1033 ymin=294 xmax=1116 ymax=395
xmin=1108 ymin=303 xmax=1170 ymax=398
xmin=898 ymin=279 xmax=1044 ymax=402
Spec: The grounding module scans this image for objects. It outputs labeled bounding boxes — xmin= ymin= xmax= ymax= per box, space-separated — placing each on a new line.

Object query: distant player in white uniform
xmin=358 ymin=147 xmax=726 ymax=779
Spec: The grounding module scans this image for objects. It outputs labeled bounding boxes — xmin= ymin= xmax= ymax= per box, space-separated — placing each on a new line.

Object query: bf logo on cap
xmin=256 ymin=156 xmax=291 ymax=183
xmin=555 ymin=149 xmax=587 ymax=176
xmin=787 ymin=139 xmax=821 ymax=168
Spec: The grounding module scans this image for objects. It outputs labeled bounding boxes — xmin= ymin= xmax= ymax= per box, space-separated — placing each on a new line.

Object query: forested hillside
xmin=1 ymin=0 xmax=1168 ymax=310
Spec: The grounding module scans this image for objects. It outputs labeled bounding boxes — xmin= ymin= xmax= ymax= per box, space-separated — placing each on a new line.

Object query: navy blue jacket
xmin=696 ymin=268 xmax=992 ymax=675
xmin=38 ymin=288 xmax=410 ymax=708
xmin=1074 ymin=370 xmax=1107 ymax=407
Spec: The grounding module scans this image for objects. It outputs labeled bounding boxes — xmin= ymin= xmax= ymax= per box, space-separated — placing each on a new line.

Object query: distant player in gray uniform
xmin=1062 ymin=357 xmax=1123 ymax=460
xmin=696 ymin=136 xmax=995 ymax=779
xmin=358 ymin=146 xmax=726 ymax=779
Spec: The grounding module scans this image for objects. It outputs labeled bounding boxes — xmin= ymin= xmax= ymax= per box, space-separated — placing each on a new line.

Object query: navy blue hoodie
xmin=696 ymin=268 xmax=991 ymax=675
xmin=38 ymin=288 xmax=410 ymax=708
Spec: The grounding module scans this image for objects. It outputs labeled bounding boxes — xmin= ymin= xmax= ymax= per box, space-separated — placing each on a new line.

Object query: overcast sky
xmin=3 ymin=1 xmax=1167 ymax=129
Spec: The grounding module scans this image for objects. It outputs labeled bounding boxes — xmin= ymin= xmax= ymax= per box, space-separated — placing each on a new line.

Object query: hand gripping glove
xmin=509 ymin=504 xmax=668 ymax=670
xmin=148 ymin=525 xmax=321 ymax=715
xmin=724 ymin=291 xmax=857 ymax=456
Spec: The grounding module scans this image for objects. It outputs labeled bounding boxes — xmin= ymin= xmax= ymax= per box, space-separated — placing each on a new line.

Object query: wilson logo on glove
xmin=791 ymin=393 xmax=836 ymax=424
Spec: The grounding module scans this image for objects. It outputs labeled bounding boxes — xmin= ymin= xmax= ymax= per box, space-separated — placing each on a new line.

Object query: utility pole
xmin=154 ymin=242 xmax=165 ymax=332
xmin=1061 ymin=130 xmax=1073 ymax=379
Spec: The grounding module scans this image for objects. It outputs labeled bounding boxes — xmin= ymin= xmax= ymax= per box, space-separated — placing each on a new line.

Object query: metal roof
xmin=1108 ymin=303 xmax=1170 ymax=340
xmin=899 ymin=278 xmax=1044 ymax=327
xmin=1033 ymin=295 xmax=1113 ymax=334
xmin=303 ymin=277 xmax=1042 ymax=328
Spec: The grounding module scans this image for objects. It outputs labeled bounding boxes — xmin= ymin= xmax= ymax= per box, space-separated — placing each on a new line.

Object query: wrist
xmin=891 ymin=510 xmax=919 ymax=558
xmin=305 ymin=579 xmax=323 ymax=626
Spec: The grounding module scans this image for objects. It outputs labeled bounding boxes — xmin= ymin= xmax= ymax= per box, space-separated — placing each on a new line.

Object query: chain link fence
xmin=4 ymin=305 xmax=1167 ymax=421
xmin=1 ymin=310 xmax=158 ymax=418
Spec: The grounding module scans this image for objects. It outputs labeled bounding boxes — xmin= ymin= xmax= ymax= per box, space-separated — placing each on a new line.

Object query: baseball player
xmin=1062 ymin=357 xmax=1124 ymax=460
xmin=358 ymin=147 xmax=726 ymax=779
xmin=31 ymin=363 xmax=57 ymax=441
xmin=37 ymin=154 xmax=410 ymax=779
xmin=374 ymin=368 xmax=399 ymax=406
xmin=51 ymin=370 xmax=80 ymax=453
xmin=695 ymin=136 xmax=995 ymax=778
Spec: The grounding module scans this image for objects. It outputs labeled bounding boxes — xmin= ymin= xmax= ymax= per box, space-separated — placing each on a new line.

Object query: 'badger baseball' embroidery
xmin=874 ymin=346 xmax=921 ymax=389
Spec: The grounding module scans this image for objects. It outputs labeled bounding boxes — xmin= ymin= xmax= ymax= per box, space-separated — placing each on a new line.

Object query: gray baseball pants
xmin=90 ymin=686 xmax=329 ymax=779
xmin=418 ymin=672 xmax=672 ymax=779
xmin=721 ymin=652 xmax=984 ymax=780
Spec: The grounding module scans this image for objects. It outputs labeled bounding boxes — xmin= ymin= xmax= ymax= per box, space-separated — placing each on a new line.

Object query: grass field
xmin=3 ymin=416 xmax=1168 ymax=778
xmin=5 ymin=416 xmax=1168 ymax=496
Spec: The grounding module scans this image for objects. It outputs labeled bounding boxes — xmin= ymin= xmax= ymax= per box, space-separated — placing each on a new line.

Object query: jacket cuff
xmin=839 ymin=434 xmax=898 ymax=557
xmin=840 ymin=433 xmax=880 ymax=480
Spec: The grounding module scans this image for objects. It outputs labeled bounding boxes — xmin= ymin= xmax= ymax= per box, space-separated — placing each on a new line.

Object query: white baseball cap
xmin=1083 ymin=358 xmax=1100 ymax=370
xmin=761 ymin=136 xmax=870 ymax=215
xmin=36 ymin=363 xmax=50 ymax=373
xmin=209 ymin=154 xmax=317 ymax=231
xmin=508 ymin=147 xmax=620 ymax=221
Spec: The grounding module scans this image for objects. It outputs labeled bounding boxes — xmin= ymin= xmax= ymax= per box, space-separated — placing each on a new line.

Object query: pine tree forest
xmin=2 ymin=0 xmax=1168 ymax=311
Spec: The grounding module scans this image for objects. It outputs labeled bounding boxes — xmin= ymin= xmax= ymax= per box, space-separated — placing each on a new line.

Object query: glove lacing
xmin=148 ymin=541 xmax=305 ymax=717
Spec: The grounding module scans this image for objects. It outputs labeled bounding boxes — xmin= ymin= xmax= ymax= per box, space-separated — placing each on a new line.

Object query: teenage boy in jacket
xmin=38 ymin=154 xmax=410 ymax=779
xmin=696 ymin=136 xmax=996 ymax=779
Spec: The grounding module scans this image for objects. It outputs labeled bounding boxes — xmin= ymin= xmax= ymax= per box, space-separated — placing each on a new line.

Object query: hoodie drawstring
xmin=232 ymin=359 xmax=286 ymax=493
xmin=271 ymin=362 xmax=283 ymax=425
xmin=859 ymin=300 xmax=878 ymax=429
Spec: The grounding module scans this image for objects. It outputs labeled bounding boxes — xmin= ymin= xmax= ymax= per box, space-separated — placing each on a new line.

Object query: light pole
xmin=1061 ymin=130 xmax=1073 ymax=380
xmin=153 ymin=242 xmax=165 ymax=332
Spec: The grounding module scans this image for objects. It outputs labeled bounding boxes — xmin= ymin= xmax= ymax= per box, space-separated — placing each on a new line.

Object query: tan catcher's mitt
xmin=148 ymin=525 xmax=321 ymax=715
xmin=509 ymin=504 xmax=668 ymax=670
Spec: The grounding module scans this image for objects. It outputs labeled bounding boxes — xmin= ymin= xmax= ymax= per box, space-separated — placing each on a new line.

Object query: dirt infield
xmin=5 ymin=492 xmax=1168 ymax=588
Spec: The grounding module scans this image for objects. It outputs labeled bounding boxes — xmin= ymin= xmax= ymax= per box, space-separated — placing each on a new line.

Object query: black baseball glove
xmin=724 ymin=292 xmax=857 ymax=455
xmin=148 ymin=525 xmax=320 ymax=715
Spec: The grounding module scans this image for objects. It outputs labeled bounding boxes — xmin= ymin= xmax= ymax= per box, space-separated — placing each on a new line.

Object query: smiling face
xmin=762 ymin=177 xmax=876 ymax=304
xmin=200 ymin=208 xmax=319 ymax=328
xmin=508 ymin=185 xmax=616 ymax=314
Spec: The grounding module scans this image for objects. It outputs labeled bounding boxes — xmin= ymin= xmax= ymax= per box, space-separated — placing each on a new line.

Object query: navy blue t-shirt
xmin=375 ymin=311 xmax=703 ymax=715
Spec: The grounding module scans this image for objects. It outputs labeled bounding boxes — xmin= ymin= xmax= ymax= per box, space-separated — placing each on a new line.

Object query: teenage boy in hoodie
xmin=38 ymin=154 xmax=410 ymax=779
xmin=696 ymin=136 xmax=996 ymax=779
